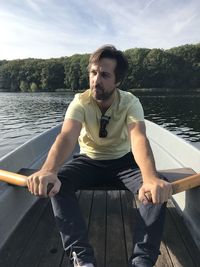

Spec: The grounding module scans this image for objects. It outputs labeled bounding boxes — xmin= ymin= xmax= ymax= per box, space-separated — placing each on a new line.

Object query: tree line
xmin=0 ymin=43 xmax=200 ymax=92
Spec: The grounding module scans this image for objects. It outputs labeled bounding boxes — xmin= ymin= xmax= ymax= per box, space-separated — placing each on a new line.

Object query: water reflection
xmin=0 ymin=92 xmax=74 ymax=157
xmin=137 ymin=93 xmax=200 ymax=143
xmin=0 ymin=91 xmax=200 ymax=158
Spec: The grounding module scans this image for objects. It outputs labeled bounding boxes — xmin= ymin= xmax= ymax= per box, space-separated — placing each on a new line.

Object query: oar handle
xmin=171 ymin=173 xmax=200 ymax=194
xmin=0 ymin=169 xmax=27 ymax=186
xmin=144 ymin=173 xmax=200 ymax=202
xmin=0 ymin=169 xmax=54 ymax=194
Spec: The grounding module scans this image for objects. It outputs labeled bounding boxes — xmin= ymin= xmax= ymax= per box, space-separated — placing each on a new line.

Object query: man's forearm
xmin=41 ymin=133 xmax=76 ymax=174
xmin=132 ymin=137 xmax=158 ymax=181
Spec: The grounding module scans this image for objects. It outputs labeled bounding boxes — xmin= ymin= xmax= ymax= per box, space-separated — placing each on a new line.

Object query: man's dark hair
xmin=88 ymin=45 xmax=128 ymax=83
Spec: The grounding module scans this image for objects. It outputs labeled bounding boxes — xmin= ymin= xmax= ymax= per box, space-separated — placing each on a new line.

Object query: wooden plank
xmin=15 ymin=201 xmax=62 ymax=267
xmin=120 ymin=190 xmax=136 ymax=261
xmin=124 ymin=192 xmax=174 ymax=267
xmin=89 ymin=190 xmax=107 ymax=267
xmin=134 ymin=195 xmax=197 ymax=267
xmin=59 ymin=191 xmax=81 ymax=267
xmin=162 ymin=207 xmax=197 ymax=267
xmin=1 ymin=187 xmax=199 ymax=267
xmin=64 ymin=190 xmax=94 ymax=267
xmin=80 ymin=190 xmax=94 ymax=226
xmin=0 ymin=198 xmax=49 ymax=267
xmin=37 ymin=190 xmax=82 ymax=267
xmin=106 ymin=190 xmax=127 ymax=267
xmin=165 ymin=199 xmax=200 ymax=267
xmin=167 ymin=199 xmax=200 ymax=263
xmin=122 ymin=192 xmax=178 ymax=267
xmin=155 ymin=242 xmax=173 ymax=267
xmin=19 ymin=167 xmax=64 ymax=266
xmin=37 ymin=210 xmax=64 ymax=267
xmin=26 ymin=191 xmax=81 ymax=267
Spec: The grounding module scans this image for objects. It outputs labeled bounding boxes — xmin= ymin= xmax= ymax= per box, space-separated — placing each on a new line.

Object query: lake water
xmin=0 ymin=91 xmax=200 ymax=159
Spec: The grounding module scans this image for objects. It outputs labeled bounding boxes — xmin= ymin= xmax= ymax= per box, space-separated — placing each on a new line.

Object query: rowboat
xmin=0 ymin=120 xmax=200 ymax=267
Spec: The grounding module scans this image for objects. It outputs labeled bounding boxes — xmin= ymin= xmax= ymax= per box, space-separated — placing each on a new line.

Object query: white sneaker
xmin=72 ymin=251 xmax=94 ymax=267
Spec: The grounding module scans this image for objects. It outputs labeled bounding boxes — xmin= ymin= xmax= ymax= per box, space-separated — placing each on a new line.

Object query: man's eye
xmin=102 ymin=73 xmax=109 ymax=78
xmin=90 ymin=71 xmax=97 ymax=75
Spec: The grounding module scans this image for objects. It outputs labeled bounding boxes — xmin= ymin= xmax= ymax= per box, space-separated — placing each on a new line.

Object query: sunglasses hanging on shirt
xmin=99 ymin=115 xmax=111 ymax=138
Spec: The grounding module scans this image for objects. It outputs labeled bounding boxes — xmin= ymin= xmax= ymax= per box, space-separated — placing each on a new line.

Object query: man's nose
xmin=94 ymin=73 xmax=101 ymax=84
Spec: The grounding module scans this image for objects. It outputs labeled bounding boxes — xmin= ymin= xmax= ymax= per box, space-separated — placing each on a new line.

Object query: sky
xmin=0 ymin=0 xmax=200 ymax=60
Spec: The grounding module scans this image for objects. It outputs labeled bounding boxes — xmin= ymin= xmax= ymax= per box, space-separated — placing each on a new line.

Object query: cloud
xmin=26 ymin=0 xmax=43 ymax=15
xmin=0 ymin=0 xmax=199 ymax=60
xmin=143 ymin=0 xmax=157 ymax=10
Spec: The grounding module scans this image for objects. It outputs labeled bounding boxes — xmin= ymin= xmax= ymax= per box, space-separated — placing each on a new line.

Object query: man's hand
xmin=27 ymin=170 xmax=61 ymax=198
xmin=139 ymin=177 xmax=172 ymax=204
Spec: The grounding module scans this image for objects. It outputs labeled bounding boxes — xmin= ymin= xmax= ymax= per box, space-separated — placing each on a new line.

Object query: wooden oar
xmin=143 ymin=172 xmax=200 ymax=202
xmin=0 ymin=169 xmax=54 ymax=193
xmin=171 ymin=172 xmax=200 ymax=194
xmin=0 ymin=169 xmax=27 ymax=186
xmin=0 ymin=169 xmax=200 ymax=194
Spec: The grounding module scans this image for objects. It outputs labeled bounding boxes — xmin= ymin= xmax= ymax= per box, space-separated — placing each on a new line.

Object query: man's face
xmin=89 ymin=58 xmax=118 ymax=101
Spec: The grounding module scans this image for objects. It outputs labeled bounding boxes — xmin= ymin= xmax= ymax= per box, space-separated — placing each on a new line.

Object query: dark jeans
xmin=51 ymin=153 xmax=166 ymax=267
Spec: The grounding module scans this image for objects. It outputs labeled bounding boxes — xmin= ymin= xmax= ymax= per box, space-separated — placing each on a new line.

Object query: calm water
xmin=0 ymin=91 xmax=200 ymax=159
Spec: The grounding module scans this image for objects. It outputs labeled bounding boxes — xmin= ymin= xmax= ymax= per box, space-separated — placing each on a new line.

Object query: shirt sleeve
xmin=64 ymin=94 xmax=85 ymax=123
xmin=126 ymin=96 xmax=144 ymax=124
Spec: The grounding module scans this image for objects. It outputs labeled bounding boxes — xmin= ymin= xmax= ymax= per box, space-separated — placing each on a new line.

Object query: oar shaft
xmin=0 ymin=169 xmax=200 ymax=195
xmin=172 ymin=173 xmax=200 ymax=194
xmin=0 ymin=169 xmax=54 ymax=194
xmin=0 ymin=169 xmax=27 ymax=186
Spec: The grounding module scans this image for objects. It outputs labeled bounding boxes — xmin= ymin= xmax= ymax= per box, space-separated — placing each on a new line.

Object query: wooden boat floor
xmin=0 ymin=190 xmax=200 ymax=267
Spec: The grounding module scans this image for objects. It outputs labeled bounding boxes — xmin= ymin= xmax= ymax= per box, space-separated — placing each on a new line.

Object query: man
xmin=27 ymin=45 xmax=172 ymax=267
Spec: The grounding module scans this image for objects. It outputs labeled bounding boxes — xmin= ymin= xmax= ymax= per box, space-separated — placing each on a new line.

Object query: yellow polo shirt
xmin=65 ymin=89 xmax=144 ymax=160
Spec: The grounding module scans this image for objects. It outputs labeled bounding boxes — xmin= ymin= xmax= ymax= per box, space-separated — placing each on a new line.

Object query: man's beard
xmin=92 ymin=86 xmax=115 ymax=101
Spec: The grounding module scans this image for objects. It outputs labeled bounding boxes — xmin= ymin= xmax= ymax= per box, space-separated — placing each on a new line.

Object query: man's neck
xmin=96 ymin=91 xmax=116 ymax=114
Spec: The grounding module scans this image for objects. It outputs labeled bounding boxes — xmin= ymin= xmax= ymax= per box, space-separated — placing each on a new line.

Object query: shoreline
xmin=1 ymin=88 xmax=200 ymax=93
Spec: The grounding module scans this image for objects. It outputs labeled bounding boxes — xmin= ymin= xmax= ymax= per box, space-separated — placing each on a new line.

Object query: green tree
xmin=64 ymin=55 xmax=81 ymax=91
xmin=124 ymin=48 xmax=150 ymax=89
xmin=79 ymin=54 xmax=90 ymax=89
xmin=19 ymin=80 xmax=29 ymax=92
xmin=1 ymin=43 xmax=200 ymax=92
xmin=30 ymin=82 xmax=38 ymax=92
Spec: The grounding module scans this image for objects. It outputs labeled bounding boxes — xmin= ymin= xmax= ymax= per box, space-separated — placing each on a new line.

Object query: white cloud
xmin=0 ymin=0 xmax=199 ymax=60
xmin=143 ymin=0 xmax=157 ymax=11
xmin=26 ymin=0 xmax=43 ymax=15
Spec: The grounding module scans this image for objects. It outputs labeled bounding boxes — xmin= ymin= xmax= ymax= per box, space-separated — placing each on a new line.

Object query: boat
xmin=0 ymin=120 xmax=200 ymax=267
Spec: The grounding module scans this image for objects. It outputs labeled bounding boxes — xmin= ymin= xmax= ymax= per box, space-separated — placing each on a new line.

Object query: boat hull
xmin=0 ymin=124 xmax=62 ymax=249
xmin=0 ymin=120 xmax=200 ymax=249
xmin=145 ymin=120 xmax=200 ymax=248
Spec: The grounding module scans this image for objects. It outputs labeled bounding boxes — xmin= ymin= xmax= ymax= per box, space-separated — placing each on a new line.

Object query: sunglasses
xmin=99 ymin=115 xmax=111 ymax=138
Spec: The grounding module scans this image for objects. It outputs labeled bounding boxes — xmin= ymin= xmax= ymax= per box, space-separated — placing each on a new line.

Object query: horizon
xmin=0 ymin=42 xmax=200 ymax=62
xmin=0 ymin=0 xmax=200 ymax=60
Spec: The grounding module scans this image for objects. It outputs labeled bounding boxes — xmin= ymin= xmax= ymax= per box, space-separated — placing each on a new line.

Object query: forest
xmin=0 ymin=43 xmax=200 ymax=92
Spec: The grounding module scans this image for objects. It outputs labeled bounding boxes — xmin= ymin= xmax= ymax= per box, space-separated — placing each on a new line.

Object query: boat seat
xmin=18 ymin=167 xmax=196 ymax=191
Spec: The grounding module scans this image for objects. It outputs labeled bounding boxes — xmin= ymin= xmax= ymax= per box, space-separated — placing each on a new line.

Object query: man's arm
xmin=128 ymin=121 xmax=172 ymax=204
xmin=27 ymin=119 xmax=82 ymax=197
